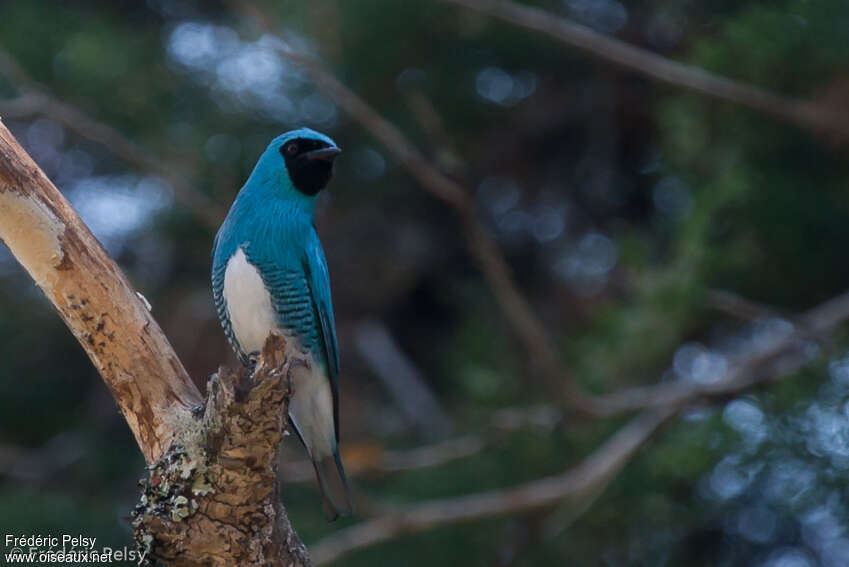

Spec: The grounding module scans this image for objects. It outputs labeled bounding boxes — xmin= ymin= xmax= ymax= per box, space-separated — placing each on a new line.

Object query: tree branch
xmin=310 ymin=407 xmax=673 ymax=565
xmin=587 ymin=288 xmax=849 ymax=417
xmin=282 ymin=436 xmax=487 ymax=484
xmin=0 ymin=118 xmax=202 ymax=464
xmin=282 ymin=404 xmax=561 ymax=483
xmin=354 ymin=319 xmax=455 ymax=438
xmin=308 ymin=287 xmax=849 ymax=563
xmin=705 ymin=288 xmax=782 ymax=321
xmin=133 ymin=334 xmax=311 ymax=566
xmin=442 ymin=0 xmax=849 ymax=140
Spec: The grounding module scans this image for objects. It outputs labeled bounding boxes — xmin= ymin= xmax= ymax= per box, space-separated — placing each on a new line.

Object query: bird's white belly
xmin=223 ymin=248 xmax=335 ymax=457
xmin=223 ymin=248 xmax=277 ymax=355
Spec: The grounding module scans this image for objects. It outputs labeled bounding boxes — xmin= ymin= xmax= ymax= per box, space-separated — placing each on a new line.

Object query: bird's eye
xmin=285 ymin=143 xmax=299 ymax=157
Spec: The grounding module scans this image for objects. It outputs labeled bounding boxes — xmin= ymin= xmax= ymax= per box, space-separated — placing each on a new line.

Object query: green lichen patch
xmin=131 ymin=445 xmax=214 ymax=564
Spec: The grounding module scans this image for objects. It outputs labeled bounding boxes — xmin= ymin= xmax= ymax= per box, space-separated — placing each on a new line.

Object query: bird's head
xmin=253 ymin=127 xmax=341 ymax=199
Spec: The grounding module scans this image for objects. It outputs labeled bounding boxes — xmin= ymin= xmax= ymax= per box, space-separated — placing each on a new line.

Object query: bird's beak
xmin=304 ymin=147 xmax=341 ymax=161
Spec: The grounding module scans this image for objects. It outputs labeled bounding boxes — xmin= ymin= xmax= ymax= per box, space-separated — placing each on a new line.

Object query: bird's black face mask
xmin=280 ymin=138 xmax=341 ymax=196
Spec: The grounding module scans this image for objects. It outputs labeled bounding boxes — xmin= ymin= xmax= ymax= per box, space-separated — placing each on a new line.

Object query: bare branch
xmin=442 ymin=0 xmax=849 ymax=140
xmin=282 ymin=404 xmax=562 ymax=483
xmin=0 ymin=49 xmax=225 ymax=229
xmin=0 ymin=49 xmax=31 ymax=86
xmin=355 ymin=319 xmax=454 ymax=438
xmin=0 ymin=119 xmax=203 ymax=464
xmin=282 ymin=436 xmax=487 ymax=483
xmin=402 ymin=90 xmax=468 ymax=176
xmin=587 ymin=288 xmax=849 ymax=417
xmin=310 ymin=408 xmax=673 ymax=565
xmin=308 ymin=288 xmax=849 ymax=562
xmin=0 ymin=432 xmax=87 ymax=483
xmin=705 ymin=289 xmax=782 ymax=321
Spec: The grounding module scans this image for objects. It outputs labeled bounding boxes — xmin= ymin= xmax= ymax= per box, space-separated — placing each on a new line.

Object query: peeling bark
xmin=0 ymin=120 xmax=310 ymax=565
xmin=0 ymin=120 xmax=202 ymax=464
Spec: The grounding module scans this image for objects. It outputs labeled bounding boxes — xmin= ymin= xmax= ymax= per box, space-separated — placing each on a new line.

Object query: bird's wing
xmin=303 ymin=229 xmax=341 ymax=439
xmin=211 ymin=230 xmax=242 ymax=360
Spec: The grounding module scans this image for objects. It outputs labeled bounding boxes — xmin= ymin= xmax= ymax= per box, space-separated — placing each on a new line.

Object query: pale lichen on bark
xmin=132 ymin=333 xmax=312 ymax=567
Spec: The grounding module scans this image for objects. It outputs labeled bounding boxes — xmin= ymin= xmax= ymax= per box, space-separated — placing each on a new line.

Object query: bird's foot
xmin=246 ymin=351 xmax=261 ymax=375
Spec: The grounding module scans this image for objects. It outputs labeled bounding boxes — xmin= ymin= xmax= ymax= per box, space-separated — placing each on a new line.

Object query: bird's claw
xmin=246 ymin=351 xmax=261 ymax=375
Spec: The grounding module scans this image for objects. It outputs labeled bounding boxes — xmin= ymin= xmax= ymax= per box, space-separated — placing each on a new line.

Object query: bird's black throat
xmin=280 ymin=137 xmax=339 ymax=196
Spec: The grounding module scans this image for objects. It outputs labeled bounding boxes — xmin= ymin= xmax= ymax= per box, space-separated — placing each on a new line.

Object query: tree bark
xmin=0 ymin=119 xmax=201 ymax=463
xmin=0 ymin=119 xmax=310 ymax=566
xmin=133 ymin=334 xmax=311 ymax=566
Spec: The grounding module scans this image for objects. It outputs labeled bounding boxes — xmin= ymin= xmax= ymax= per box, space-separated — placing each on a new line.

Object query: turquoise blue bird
xmin=212 ymin=127 xmax=351 ymax=520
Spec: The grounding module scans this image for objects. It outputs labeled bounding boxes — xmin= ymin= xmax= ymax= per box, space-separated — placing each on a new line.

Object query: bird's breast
xmin=223 ymin=248 xmax=279 ymax=355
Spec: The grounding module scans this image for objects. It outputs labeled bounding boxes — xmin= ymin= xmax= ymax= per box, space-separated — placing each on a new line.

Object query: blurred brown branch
xmin=282 ymin=404 xmax=562 ymax=482
xmin=309 ymin=287 xmax=849 ymax=562
xmin=402 ymin=89 xmax=468 ymax=177
xmin=354 ymin=319 xmax=455 ymax=438
xmin=0 ymin=432 xmax=87 ymax=483
xmin=282 ymin=436 xmax=486 ymax=484
xmin=227 ymin=0 xmax=583 ymax=404
xmin=0 ymin=49 xmax=225 ymax=229
xmin=288 ymin=279 xmax=849 ymax=485
xmin=310 ymin=408 xmax=673 ymax=565
xmin=706 ymin=288 xmax=782 ymax=321
xmin=443 ymin=0 xmax=849 ymax=141
xmin=587 ymin=288 xmax=849 ymax=417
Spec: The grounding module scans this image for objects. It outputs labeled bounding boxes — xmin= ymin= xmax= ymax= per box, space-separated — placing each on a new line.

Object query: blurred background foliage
xmin=1 ymin=0 xmax=849 ymax=565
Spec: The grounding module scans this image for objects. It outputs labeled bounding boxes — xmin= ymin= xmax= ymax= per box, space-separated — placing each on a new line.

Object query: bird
xmin=211 ymin=127 xmax=352 ymax=521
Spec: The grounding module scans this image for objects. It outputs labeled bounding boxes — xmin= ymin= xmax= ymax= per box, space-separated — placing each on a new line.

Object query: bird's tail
xmin=312 ymin=450 xmax=352 ymax=521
